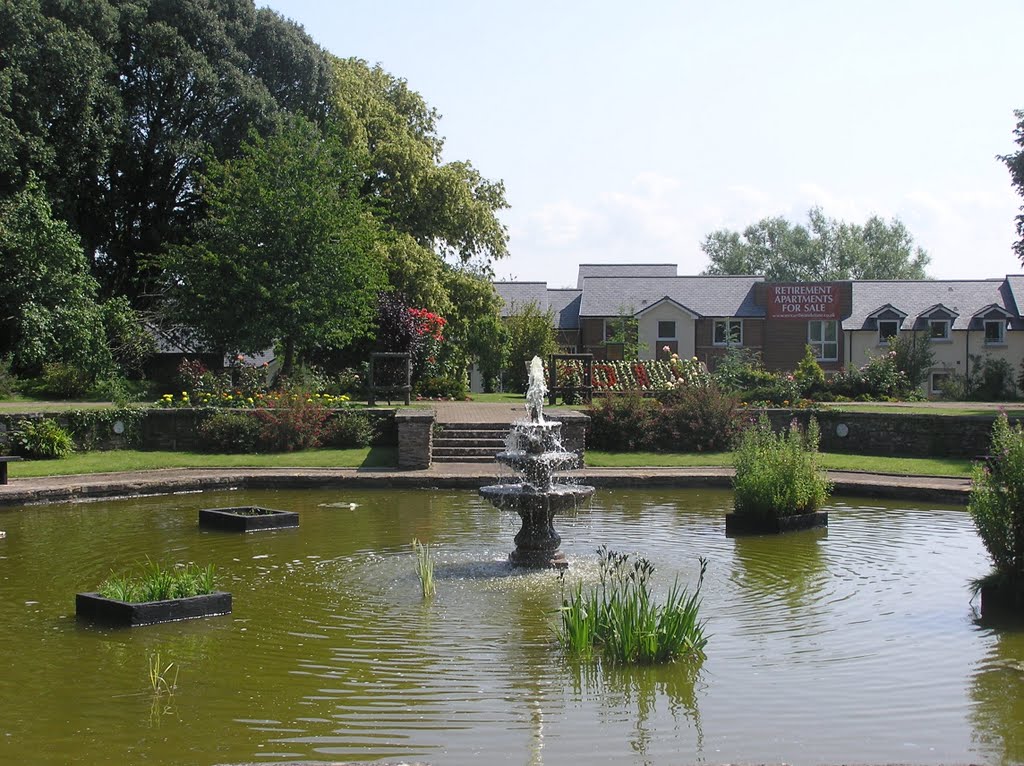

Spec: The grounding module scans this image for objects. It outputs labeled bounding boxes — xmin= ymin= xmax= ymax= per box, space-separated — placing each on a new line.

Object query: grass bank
xmin=7 ymin=447 xmax=397 ymax=478
xmin=585 ymin=450 xmax=973 ymax=477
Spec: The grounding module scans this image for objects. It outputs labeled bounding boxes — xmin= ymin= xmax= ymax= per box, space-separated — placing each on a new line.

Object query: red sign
xmin=767 ymin=283 xmax=840 ymax=320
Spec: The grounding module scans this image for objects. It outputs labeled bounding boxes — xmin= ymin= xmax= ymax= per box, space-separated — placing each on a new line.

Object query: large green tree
xmin=166 ymin=116 xmax=384 ymax=376
xmin=0 ymin=0 xmax=334 ymax=303
xmin=701 ymin=207 xmax=930 ymax=281
xmin=0 ymin=178 xmax=109 ymax=375
xmin=1000 ymin=108 xmax=1024 ymax=264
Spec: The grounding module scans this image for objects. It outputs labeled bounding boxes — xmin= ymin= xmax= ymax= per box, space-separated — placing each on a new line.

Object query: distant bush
xmin=12 ymin=417 xmax=74 ymax=459
xmin=655 ymin=383 xmax=740 ymax=452
xmin=0 ymin=356 xmax=18 ymax=398
xmin=587 ymin=393 xmax=659 ymax=451
xmin=415 ymin=375 xmax=468 ymax=400
xmin=322 ymin=410 xmax=375 ymax=448
xmin=252 ymin=393 xmax=330 ymax=452
xmin=198 ymin=411 xmax=262 ymax=453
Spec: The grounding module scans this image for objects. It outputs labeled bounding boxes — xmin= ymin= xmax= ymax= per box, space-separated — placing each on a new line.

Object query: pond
xmin=0 ymin=487 xmax=1021 ymax=766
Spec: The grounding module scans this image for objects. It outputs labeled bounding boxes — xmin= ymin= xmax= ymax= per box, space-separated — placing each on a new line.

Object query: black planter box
xmin=199 ymin=506 xmax=298 ymax=532
xmin=980 ymin=582 xmax=1024 ymax=617
xmin=725 ymin=510 xmax=828 ymax=536
xmin=75 ymin=591 xmax=232 ymax=627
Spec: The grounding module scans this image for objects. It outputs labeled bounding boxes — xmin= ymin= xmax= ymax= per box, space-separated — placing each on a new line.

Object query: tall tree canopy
xmin=0 ymin=0 xmax=334 ymax=303
xmin=701 ymin=207 xmax=930 ymax=281
xmin=1000 ymin=109 xmax=1024 ymax=264
xmin=166 ymin=116 xmax=384 ymax=376
xmin=0 ymin=177 xmax=109 ymax=375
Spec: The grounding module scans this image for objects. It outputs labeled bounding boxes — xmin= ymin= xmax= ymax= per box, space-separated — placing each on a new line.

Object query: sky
xmin=264 ymin=0 xmax=1023 ymax=288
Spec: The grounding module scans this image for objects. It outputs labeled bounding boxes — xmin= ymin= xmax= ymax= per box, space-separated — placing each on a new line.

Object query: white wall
xmin=637 ymin=306 xmax=696 ymax=360
xmin=846 ymin=329 xmax=1024 ymax=395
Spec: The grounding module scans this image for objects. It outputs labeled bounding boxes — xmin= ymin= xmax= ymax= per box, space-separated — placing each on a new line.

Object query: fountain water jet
xmin=479 ymin=356 xmax=595 ymax=568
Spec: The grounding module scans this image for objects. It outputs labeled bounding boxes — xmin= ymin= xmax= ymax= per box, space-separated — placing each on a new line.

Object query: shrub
xmin=198 ymin=411 xmax=262 ymax=453
xmin=793 ymin=345 xmax=826 ymax=397
xmin=712 ymin=347 xmax=775 ymax=392
xmin=887 ymin=332 xmax=934 ymax=391
xmin=732 ymin=415 xmax=831 ymax=519
xmin=0 ymin=356 xmax=18 ymax=398
xmin=415 ymin=375 xmax=468 ymax=400
xmin=556 ymin=546 xmax=708 ymax=665
xmin=655 ymin=383 xmax=740 ymax=452
xmin=36 ymin=362 xmax=92 ymax=399
xmin=322 ymin=410 xmax=375 ymax=448
xmin=11 ymin=417 xmax=74 ymax=459
xmin=969 ymin=354 xmax=1017 ymax=401
xmin=969 ymin=414 xmax=1024 ymax=588
xmin=587 ymin=393 xmax=659 ymax=451
xmin=252 ymin=393 xmax=330 ymax=452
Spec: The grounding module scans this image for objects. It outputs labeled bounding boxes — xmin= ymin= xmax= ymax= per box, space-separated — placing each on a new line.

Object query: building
xmin=493 ymin=265 xmax=1024 ymax=395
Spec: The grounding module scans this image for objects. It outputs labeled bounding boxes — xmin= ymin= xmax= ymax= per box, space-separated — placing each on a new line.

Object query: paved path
xmin=431 ymin=400 xmax=583 ymax=424
xmin=0 ymin=463 xmax=970 ymax=508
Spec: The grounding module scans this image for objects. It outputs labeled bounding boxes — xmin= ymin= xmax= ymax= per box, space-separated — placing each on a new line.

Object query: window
xmin=657 ymin=320 xmax=676 ymax=340
xmin=929 ymin=319 xmax=950 ymax=341
xmin=930 ymin=372 xmax=950 ymax=395
xmin=713 ymin=319 xmax=742 ymax=346
xmin=808 ymin=320 xmax=838 ymax=361
xmin=877 ymin=319 xmax=900 ymax=344
xmin=984 ymin=319 xmax=1006 ymax=345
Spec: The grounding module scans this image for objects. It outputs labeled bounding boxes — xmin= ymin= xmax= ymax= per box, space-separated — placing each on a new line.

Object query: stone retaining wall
xmin=764 ymin=409 xmax=1015 ymax=458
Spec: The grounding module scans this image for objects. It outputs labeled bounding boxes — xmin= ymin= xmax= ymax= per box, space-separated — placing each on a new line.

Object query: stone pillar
xmin=395 ymin=409 xmax=435 ymax=469
xmin=547 ymin=410 xmax=590 ymax=455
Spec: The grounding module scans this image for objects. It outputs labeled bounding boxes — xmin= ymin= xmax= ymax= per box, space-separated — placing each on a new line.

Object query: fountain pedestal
xmin=479 ymin=357 xmax=595 ymax=569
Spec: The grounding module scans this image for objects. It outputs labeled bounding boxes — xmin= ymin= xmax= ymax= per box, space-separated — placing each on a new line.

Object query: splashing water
xmin=525 ymin=356 xmax=546 ymax=423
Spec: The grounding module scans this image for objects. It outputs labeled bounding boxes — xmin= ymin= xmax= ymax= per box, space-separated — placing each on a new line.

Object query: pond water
xmin=0 ymin=487 xmax=1021 ymax=766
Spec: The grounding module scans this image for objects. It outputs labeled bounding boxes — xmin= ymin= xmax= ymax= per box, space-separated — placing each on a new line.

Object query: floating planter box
xmin=199 ymin=506 xmax=298 ymax=532
xmin=725 ymin=511 xmax=828 ymax=536
xmin=75 ymin=591 xmax=232 ymax=627
xmin=979 ymin=583 xmax=1024 ymax=617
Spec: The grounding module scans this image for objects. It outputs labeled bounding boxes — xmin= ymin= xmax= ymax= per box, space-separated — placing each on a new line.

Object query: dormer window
xmin=878 ymin=319 xmax=900 ymax=345
xmin=985 ymin=319 xmax=1007 ymax=345
xmin=929 ymin=319 xmax=950 ymax=341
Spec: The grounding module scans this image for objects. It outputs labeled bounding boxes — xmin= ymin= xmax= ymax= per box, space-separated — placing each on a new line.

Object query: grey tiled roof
xmin=547 ymin=289 xmax=583 ymax=329
xmin=845 ymin=280 xmax=1018 ymax=331
xmin=492 ymin=283 xmax=582 ymax=329
xmin=578 ymin=276 xmax=764 ymax=318
xmin=492 ymin=282 xmax=550 ymax=317
xmin=1006 ymin=275 xmax=1024 ymax=315
xmin=576 ymin=263 xmax=678 ymax=288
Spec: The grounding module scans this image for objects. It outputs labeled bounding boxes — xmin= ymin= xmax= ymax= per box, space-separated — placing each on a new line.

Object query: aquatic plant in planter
xmin=727 ymin=415 xmax=831 ymax=535
xmin=76 ymin=561 xmax=231 ymax=626
xmin=199 ymin=506 xmax=298 ymax=532
xmin=556 ymin=547 xmax=708 ymax=666
xmin=969 ymin=414 xmax=1024 ymax=615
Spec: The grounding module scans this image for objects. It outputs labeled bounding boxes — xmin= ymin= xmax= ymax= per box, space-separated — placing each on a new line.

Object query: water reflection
xmin=729 ymin=527 xmax=828 ymax=619
xmin=568 ymin=660 xmax=703 ymax=763
xmin=970 ymin=617 xmax=1024 ymax=765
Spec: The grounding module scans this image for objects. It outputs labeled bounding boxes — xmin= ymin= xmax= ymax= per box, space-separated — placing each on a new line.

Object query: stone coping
xmin=0 ymin=465 xmax=970 ymax=508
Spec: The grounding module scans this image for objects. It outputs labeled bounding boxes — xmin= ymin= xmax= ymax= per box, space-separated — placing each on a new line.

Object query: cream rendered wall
xmin=846 ymin=329 xmax=1024 ymax=394
xmin=637 ymin=305 xmax=696 ymax=360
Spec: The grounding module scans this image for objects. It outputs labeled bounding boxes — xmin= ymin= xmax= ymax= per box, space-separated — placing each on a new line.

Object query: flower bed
xmin=546 ymin=356 xmax=710 ymax=394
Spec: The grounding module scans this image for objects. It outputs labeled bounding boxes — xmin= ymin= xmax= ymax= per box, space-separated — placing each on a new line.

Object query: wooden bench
xmin=0 ymin=456 xmax=23 ymax=485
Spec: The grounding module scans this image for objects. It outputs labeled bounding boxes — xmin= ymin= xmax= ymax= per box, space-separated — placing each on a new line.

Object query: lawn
xmin=585 ymin=450 xmax=974 ymax=477
xmin=7 ymin=447 xmax=397 ymax=478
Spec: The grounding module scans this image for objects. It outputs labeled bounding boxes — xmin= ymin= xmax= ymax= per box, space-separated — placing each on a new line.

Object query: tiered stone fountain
xmin=480 ymin=357 xmax=595 ymax=568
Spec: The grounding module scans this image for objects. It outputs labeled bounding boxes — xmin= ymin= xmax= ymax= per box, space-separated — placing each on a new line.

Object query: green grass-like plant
xmin=732 ymin=415 xmax=832 ymax=518
xmin=148 ymin=651 xmax=178 ymax=695
xmin=412 ymin=538 xmax=435 ymax=598
xmin=556 ymin=546 xmax=708 ymax=665
xmin=97 ymin=561 xmax=216 ymax=603
xmin=969 ymin=414 xmax=1024 ymax=592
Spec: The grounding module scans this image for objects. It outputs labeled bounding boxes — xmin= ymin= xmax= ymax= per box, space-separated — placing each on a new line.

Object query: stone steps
xmin=431 ymin=422 xmax=511 ymax=464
